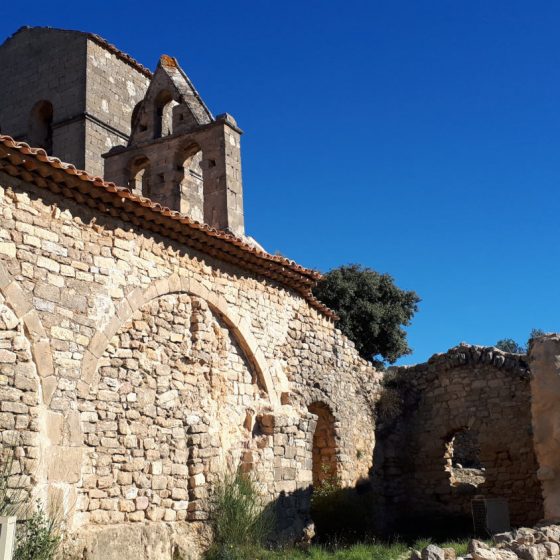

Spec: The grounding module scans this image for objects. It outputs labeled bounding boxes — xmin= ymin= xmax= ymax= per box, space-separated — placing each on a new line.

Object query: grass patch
xmin=209 ymin=539 xmax=471 ymax=560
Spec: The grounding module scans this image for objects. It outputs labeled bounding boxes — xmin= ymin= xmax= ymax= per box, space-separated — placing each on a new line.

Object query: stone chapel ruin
xmin=0 ymin=25 xmax=558 ymax=560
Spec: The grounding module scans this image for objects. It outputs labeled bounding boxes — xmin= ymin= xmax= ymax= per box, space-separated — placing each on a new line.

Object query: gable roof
xmin=129 ymin=55 xmax=213 ymax=141
xmin=158 ymin=55 xmax=213 ymax=123
xmin=0 ymin=135 xmax=336 ymax=319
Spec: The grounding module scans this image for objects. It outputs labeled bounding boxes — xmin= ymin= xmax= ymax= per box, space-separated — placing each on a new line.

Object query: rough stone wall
xmin=376 ymin=345 xmax=542 ymax=530
xmin=85 ymin=40 xmax=149 ymax=177
xmin=0 ymin=171 xmax=380 ymax=558
xmin=0 ymin=292 xmax=40 ymax=504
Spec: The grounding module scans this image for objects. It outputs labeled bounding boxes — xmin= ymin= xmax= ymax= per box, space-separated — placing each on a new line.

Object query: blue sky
xmin=1 ymin=1 xmax=559 ymax=364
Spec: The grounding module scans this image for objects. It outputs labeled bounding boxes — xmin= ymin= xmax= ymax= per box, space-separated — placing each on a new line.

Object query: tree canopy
xmin=495 ymin=329 xmax=546 ymax=354
xmin=312 ymin=264 xmax=420 ymax=364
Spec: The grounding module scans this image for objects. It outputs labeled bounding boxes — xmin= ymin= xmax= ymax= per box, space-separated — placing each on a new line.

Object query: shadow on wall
xmin=263 ymin=479 xmax=379 ymax=546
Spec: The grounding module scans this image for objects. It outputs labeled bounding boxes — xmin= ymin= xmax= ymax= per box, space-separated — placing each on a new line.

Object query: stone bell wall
xmin=0 ymin=170 xmax=380 ymax=558
xmin=375 ymin=345 xmax=542 ymax=531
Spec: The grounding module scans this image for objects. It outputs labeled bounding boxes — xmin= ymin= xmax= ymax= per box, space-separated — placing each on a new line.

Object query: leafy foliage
xmin=312 ymin=265 xmax=420 ymax=364
xmin=495 ymin=329 xmax=546 ymax=354
xmin=206 ymin=471 xmax=273 ymax=560
xmin=0 ymin=446 xmax=61 ymax=560
xmin=495 ymin=338 xmax=525 ymax=353
xmin=14 ymin=504 xmax=61 ymax=560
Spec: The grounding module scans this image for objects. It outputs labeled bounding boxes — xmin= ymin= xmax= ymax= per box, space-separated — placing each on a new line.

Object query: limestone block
xmin=48 ymin=446 xmax=83 ymax=483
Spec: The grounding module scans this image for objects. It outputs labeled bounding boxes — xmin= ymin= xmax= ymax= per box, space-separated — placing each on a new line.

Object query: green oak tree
xmin=312 ymin=264 xmax=420 ymax=364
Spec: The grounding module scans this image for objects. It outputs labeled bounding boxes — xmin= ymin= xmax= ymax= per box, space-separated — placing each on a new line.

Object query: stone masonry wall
xmin=376 ymin=345 xmax=542 ymax=531
xmin=0 ymin=28 xmax=87 ymax=166
xmin=0 ymin=170 xmax=380 ymax=558
xmin=85 ymin=40 xmax=149 ymax=178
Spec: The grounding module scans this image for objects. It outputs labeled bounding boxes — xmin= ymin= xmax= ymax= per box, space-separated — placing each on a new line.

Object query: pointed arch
xmin=81 ymin=274 xmax=280 ymax=406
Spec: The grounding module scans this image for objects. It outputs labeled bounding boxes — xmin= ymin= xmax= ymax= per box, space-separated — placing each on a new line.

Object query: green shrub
xmin=206 ymin=471 xmax=273 ymax=560
xmin=14 ymin=503 xmax=61 ymax=560
xmin=0 ymin=447 xmax=61 ymax=560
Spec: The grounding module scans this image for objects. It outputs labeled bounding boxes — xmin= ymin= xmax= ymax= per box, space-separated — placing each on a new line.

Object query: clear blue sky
xmin=1 ymin=1 xmax=559 ymax=364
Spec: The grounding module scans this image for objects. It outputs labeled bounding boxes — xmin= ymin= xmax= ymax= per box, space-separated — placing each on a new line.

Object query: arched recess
xmin=28 ymin=100 xmax=54 ymax=154
xmin=127 ymin=155 xmax=151 ymax=197
xmin=308 ymin=401 xmax=339 ymax=489
xmin=175 ymin=143 xmax=204 ymax=221
xmin=153 ymin=90 xmax=174 ymax=138
xmin=81 ymin=274 xmax=280 ymax=407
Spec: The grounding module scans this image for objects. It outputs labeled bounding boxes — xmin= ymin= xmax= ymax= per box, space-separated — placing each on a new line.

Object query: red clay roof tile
xmin=0 ymin=135 xmax=336 ymax=319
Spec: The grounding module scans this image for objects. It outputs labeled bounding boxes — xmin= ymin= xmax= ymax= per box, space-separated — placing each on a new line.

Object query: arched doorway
xmin=308 ymin=402 xmax=338 ymax=490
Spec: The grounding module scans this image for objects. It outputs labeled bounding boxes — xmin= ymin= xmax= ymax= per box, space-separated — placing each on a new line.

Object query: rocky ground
xmin=410 ymin=524 xmax=560 ymax=560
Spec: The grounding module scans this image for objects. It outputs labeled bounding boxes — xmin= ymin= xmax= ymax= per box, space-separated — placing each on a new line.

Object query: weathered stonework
xmin=377 ymin=345 xmax=542 ymax=531
xmin=0 ymin=165 xmax=379 ymax=557
xmin=1 ymin=26 xmax=553 ymax=558
xmin=0 ymin=27 xmax=150 ymax=177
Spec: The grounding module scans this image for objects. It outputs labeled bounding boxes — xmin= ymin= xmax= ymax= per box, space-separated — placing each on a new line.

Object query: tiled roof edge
xmin=0 ymin=135 xmax=337 ymax=320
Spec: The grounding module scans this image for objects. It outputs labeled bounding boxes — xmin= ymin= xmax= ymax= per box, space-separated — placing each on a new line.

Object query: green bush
xmin=206 ymin=471 xmax=274 ymax=560
xmin=0 ymin=447 xmax=61 ymax=560
xmin=14 ymin=503 xmax=61 ymax=560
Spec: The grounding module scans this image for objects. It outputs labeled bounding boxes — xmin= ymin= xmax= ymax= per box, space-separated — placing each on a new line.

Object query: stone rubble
xmin=411 ymin=525 xmax=560 ymax=560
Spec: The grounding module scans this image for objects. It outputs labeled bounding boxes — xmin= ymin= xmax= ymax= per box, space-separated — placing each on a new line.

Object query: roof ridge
xmin=0 ymin=135 xmax=336 ymax=320
xmin=2 ymin=26 xmax=153 ymax=78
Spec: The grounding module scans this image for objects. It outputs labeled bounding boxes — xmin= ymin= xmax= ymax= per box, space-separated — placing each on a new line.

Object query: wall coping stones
xmin=394 ymin=343 xmax=530 ymax=379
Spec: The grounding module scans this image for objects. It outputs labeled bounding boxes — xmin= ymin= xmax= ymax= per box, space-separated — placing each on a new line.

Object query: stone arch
xmin=127 ymin=155 xmax=151 ymax=197
xmin=153 ymin=90 xmax=174 ymax=138
xmin=82 ymin=274 xmax=280 ymax=407
xmin=78 ymin=288 xmax=272 ymax=524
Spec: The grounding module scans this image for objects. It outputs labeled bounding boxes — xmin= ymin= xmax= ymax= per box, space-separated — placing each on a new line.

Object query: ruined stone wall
xmin=0 ymin=170 xmax=380 ymax=558
xmin=377 ymin=345 xmax=542 ymax=531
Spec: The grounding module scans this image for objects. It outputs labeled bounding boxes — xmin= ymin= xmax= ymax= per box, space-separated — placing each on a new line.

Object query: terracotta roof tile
xmin=0 ymin=135 xmax=336 ymax=319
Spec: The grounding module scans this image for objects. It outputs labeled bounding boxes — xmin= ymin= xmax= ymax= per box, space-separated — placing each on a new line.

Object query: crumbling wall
xmin=0 ymin=171 xmax=380 ymax=558
xmin=377 ymin=345 xmax=542 ymax=531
